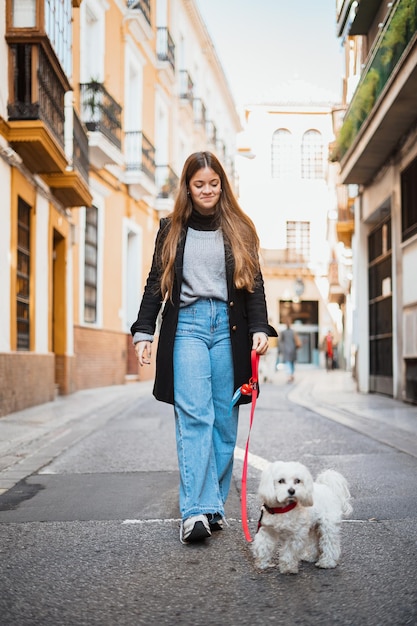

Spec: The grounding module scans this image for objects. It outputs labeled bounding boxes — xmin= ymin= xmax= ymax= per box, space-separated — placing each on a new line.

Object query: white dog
xmin=251 ymin=461 xmax=352 ymax=574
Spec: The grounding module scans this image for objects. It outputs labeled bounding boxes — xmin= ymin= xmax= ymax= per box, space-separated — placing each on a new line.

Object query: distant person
xmin=324 ymin=330 xmax=334 ymax=371
xmin=278 ymin=319 xmax=301 ymax=383
xmin=130 ymin=151 xmax=277 ymax=544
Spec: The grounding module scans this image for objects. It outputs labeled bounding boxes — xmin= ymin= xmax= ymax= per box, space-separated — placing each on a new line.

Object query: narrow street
xmin=0 ymin=368 xmax=416 ymax=626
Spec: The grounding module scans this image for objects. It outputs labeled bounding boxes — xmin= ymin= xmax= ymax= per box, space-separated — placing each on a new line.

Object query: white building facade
xmin=236 ymin=98 xmax=348 ymax=369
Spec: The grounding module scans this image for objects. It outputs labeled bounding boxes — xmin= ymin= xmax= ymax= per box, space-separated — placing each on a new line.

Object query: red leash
xmin=239 ymin=349 xmax=260 ymax=542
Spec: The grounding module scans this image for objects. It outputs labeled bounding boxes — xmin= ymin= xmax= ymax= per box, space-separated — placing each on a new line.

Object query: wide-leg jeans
xmin=173 ymin=298 xmax=239 ymax=520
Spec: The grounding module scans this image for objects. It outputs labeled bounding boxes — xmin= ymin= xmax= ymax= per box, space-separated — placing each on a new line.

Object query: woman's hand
xmin=252 ymin=332 xmax=269 ymax=355
xmin=135 ymin=341 xmax=152 ymax=366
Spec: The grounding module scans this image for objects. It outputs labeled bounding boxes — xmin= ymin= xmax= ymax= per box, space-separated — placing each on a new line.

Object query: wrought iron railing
xmin=8 ymin=43 xmax=65 ymax=149
xmin=334 ymin=0 xmax=417 ymax=161
xmin=155 ymin=164 xmax=179 ymax=198
xmin=126 ymin=0 xmax=151 ymax=26
xmin=205 ymin=120 xmax=217 ymax=144
xmin=125 ymin=131 xmax=156 ymax=180
xmin=179 ymin=70 xmax=194 ymax=100
xmin=216 ymin=139 xmax=226 ymax=161
xmin=72 ymin=110 xmax=89 ymax=184
xmin=156 ymin=27 xmax=175 ymax=71
xmin=261 ymin=248 xmax=309 ymax=266
xmin=80 ymin=81 xmax=122 ymax=150
xmin=193 ymin=98 xmax=207 ymax=126
xmin=338 ymin=206 xmax=354 ymax=222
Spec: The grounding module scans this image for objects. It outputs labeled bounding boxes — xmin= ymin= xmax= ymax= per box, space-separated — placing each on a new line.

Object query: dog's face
xmin=258 ymin=461 xmax=314 ymax=508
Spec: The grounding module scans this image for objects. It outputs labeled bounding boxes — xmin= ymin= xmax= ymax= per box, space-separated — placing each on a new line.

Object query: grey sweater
xmin=180 ymin=227 xmax=227 ymax=306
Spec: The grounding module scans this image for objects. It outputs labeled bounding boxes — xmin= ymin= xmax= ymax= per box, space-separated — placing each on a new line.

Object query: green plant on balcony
xmin=353 ymin=68 xmax=380 ymax=128
xmin=332 ymin=68 xmax=380 ymax=160
xmin=333 ymin=0 xmax=417 ymax=161
xmin=381 ymin=0 xmax=417 ymax=66
xmin=84 ymin=79 xmax=102 ymax=118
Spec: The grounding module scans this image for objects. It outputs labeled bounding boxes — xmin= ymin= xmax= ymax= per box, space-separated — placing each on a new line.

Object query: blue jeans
xmin=285 ymin=360 xmax=295 ymax=376
xmin=173 ymin=299 xmax=239 ymax=520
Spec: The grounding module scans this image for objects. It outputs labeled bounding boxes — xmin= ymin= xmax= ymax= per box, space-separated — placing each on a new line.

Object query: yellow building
xmin=0 ymin=0 xmax=241 ymax=416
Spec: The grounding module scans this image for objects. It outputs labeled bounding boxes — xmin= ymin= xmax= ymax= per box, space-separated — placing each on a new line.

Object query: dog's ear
xmin=297 ymin=466 xmax=314 ymax=507
xmin=258 ymin=463 xmax=279 ymax=504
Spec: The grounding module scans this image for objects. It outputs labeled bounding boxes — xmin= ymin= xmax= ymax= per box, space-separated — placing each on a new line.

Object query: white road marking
xmin=233 ymin=446 xmax=271 ymax=471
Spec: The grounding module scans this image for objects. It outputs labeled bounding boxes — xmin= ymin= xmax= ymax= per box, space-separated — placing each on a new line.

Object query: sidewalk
xmin=0 ymin=380 xmax=153 ymax=494
xmin=288 ymin=366 xmax=417 ymax=458
xmin=1 ymin=367 xmax=416 ymax=494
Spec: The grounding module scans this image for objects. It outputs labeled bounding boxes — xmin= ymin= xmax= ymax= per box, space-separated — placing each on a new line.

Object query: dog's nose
xmin=288 ymin=487 xmax=295 ymax=496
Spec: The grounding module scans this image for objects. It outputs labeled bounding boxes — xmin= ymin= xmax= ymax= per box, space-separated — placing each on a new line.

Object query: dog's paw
xmin=315 ymin=557 xmax=337 ymax=569
xmin=300 ymin=550 xmax=318 ymax=563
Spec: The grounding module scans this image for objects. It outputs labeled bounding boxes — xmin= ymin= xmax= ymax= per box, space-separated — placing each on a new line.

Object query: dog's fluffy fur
xmin=251 ymin=461 xmax=352 ymax=574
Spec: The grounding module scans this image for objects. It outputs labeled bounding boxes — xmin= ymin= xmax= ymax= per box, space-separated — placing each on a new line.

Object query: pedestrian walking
xmin=278 ymin=318 xmax=301 ymax=383
xmin=324 ymin=330 xmax=334 ymax=371
xmin=130 ymin=151 xmax=277 ymax=544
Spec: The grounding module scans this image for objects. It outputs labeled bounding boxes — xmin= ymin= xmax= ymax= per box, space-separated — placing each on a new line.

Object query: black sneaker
xmin=206 ymin=513 xmax=225 ymax=532
xmin=180 ymin=514 xmax=212 ymax=544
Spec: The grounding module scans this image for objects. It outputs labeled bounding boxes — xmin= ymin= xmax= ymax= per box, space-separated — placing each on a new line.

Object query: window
xmin=286 ymin=221 xmax=310 ymax=262
xmin=17 ymin=197 xmax=31 ymax=350
xmin=271 ymin=129 xmax=292 ymax=178
xmin=84 ymin=206 xmax=98 ymax=323
xmin=401 ymin=156 xmax=417 ymax=242
xmin=301 ymin=130 xmax=324 ymax=179
xmin=44 ymin=0 xmax=72 ymax=77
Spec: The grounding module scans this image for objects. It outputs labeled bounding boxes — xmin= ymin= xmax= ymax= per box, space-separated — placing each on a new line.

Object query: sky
xmin=195 ymin=0 xmax=344 ymax=108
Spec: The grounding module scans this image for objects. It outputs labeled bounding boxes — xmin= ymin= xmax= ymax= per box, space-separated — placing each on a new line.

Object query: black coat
xmin=130 ymin=218 xmax=277 ymax=405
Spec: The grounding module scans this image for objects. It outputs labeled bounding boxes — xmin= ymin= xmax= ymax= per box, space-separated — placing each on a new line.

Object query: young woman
xmin=131 ymin=151 xmax=277 ymax=544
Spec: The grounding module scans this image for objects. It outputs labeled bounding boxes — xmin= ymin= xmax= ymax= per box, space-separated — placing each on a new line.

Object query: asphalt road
xmin=0 ymin=377 xmax=416 ymax=625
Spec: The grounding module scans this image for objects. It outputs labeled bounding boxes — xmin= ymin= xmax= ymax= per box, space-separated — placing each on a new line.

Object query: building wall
xmin=0 ymin=0 xmax=241 ymax=416
xmin=334 ymin=0 xmax=417 ymax=402
xmin=0 ymin=354 xmax=55 ymax=416
xmin=236 ymin=101 xmax=342 ymax=361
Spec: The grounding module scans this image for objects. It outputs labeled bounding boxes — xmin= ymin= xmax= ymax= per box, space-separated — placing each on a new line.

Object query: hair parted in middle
xmin=159 ymin=151 xmax=260 ymax=300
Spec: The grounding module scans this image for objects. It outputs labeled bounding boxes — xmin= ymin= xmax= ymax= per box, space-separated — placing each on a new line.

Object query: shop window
xmin=17 ymin=197 xmax=31 ymax=350
xmin=84 ymin=206 xmax=98 ymax=323
xmin=401 ymin=157 xmax=417 ymax=242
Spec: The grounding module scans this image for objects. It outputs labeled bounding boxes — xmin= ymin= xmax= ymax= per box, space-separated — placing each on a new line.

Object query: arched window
xmin=301 ymin=130 xmax=324 ymax=179
xmin=271 ymin=129 xmax=292 ymax=178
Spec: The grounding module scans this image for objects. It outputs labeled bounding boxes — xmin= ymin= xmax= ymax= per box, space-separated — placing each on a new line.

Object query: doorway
xmin=52 ymin=229 xmax=66 ymax=393
xmin=368 ymin=216 xmax=393 ymax=396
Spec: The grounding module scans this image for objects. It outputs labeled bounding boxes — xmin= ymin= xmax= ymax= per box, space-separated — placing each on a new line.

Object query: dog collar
xmin=264 ymin=502 xmax=297 ymax=515
xmin=256 ymin=502 xmax=297 ymax=533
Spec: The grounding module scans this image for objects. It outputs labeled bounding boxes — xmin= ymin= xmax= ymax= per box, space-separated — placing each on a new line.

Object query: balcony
xmin=205 ymin=120 xmax=217 ymax=146
xmin=5 ymin=42 xmax=91 ymax=207
xmin=43 ymin=111 xmax=92 ymax=207
xmin=80 ymin=82 xmax=123 ymax=169
xmin=123 ymin=131 xmax=156 ymax=198
xmin=7 ymin=43 xmax=67 ymax=173
xmin=333 ymin=0 xmax=417 ymax=184
xmin=334 ymin=185 xmax=355 ymax=247
xmin=179 ymin=70 xmax=194 ymax=102
xmin=155 ymin=164 xmax=179 ymax=212
xmin=193 ymin=98 xmax=207 ymax=126
xmin=156 ymin=27 xmax=175 ymax=73
xmin=336 ymin=207 xmax=355 ymax=247
xmin=337 ymin=0 xmax=383 ymax=37
xmin=261 ymin=248 xmax=310 ymax=268
xmin=125 ymin=0 xmax=152 ymax=41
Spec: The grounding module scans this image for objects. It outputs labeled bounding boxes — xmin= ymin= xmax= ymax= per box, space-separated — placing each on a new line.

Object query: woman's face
xmin=188 ymin=166 xmax=221 ymax=214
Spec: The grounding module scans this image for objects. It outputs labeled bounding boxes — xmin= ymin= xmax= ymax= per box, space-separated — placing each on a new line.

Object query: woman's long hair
xmin=160 ymin=151 xmax=260 ymax=300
